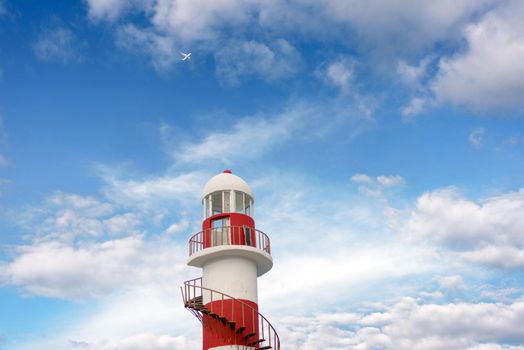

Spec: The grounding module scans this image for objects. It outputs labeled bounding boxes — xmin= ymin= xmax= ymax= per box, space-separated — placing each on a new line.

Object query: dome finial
xmin=223 ymin=169 xmax=232 ymax=174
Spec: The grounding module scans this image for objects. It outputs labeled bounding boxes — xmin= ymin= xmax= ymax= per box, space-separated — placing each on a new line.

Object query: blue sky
xmin=1 ymin=0 xmax=524 ymax=349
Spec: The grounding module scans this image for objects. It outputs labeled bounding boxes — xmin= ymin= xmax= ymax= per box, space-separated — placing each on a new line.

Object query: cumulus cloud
xmin=313 ymin=0 xmax=496 ymax=53
xmin=83 ymin=0 xmax=502 ymax=81
xmin=33 ymin=25 xmax=85 ymax=63
xmin=279 ymin=297 xmax=524 ymax=349
xmin=430 ymin=1 xmax=524 ymax=112
xmin=0 ymin=187 xmax=191 ymax=299
xmin=2 ymin=236 xmax=145 ymax=298
xmin=215 ymin=39 xmax=301 ymax=85
xmin=407 ymin=187 xmax=524 ymax=268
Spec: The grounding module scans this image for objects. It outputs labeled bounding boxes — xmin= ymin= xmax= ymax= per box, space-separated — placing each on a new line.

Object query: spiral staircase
xmin=181 ymin=277 xmax=280 ymax=349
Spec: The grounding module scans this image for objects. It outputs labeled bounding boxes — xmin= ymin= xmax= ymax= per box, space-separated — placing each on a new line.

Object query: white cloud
xmin=431 ymin=1 xmax=524 ymax=112
xmin=149 ymin=0 xmax=255 ymax=43
xmin=407 ymin=187 xmax=524 ymax=268
xmin=85 ymin=0 xmax=150 ymax=22
xmin=351 ymin=173 xmax=373 ymax=184
xmin=469 ymin=128 xmax=485 ymax=148
xmin=116 ymin=24 xmax=178 ymax=72
xmin=1 ymin=234 xmax=191 ymax=299
xmin=174 ymin=108 xmax=299 ymax=164
xmin=317 ymin=57 xmax=355 ymax=94
xmin=33 ymin=26 xmax=85 ymax=63
xmin=397 ymin=57 xmax=431 ymax=88
xmin=376 ymin=175 xmax=404 ymax=187
xmin=86 ymin=0 xmax=495 ymax=51
xmin=0 ymin=182 xmax=196 ymax=300
xmin=278 ymin=297 xmax=524 ymax=349
xmin=401 ymin=96 xmax=432 ymax=121
xmin=215 ymin=39 xmax=301 ymax=85
xmin=84 ymin=0 xmax=502 ymax=79
xmin=315 ymin=0 xmax=496 ymax=52
xmin=101 ymin=171 xmax=205 ymax=208
xmin=19 ymin=192 xmax=116 ymax=242
xmin=103 ymin=213 xmax=142 ymax=234
xmin=350 ymin=173 xmax=405 ymax=198
xmin=164 ymin=218 xmax=189 ymax=235
xmin=438 ymin=274 xmax=465 ymax=290
xmin=2 ymin=236 xmax=144 ymax=298
xmin=47 ymin=192 xmax=114 ymax=217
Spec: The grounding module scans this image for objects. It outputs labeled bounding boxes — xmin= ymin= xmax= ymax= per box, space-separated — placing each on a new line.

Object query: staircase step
xmin=236 ymin=326 xmax=246 ymax=334
xmin=247 ymin=339 xmax=265 ymax=346
xmin=244 ymin=332 xmax=256 ymax=340
xmin=259 ymin=346 xmax=272 ymax=350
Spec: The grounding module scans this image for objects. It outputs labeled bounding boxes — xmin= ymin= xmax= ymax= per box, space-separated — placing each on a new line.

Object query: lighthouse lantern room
xmin=182 ymin=170 xmax=279 ymax=350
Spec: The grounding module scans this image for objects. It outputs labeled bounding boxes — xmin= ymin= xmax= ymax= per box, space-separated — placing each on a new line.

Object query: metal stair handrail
xmin=188 ymin=226 xmax=271 ymax=256
xmin=181 ymin=277 xmax=280 ymax=350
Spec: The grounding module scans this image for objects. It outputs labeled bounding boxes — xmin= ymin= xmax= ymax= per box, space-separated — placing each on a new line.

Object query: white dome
xmin=202 ymin=171 xmax=254 ymax=199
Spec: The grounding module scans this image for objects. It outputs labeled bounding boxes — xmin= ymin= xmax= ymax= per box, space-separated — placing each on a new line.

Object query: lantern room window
xmin=224 ymin=191 xmax=231 ymax=212
xmin=203 ymin=190 xmax=253 ymax=218
xmin=211 ymin=192 xmax=222 ymax=215
xmin=244 ymin=194 xmax=252 ymax=216
xmin=235 ymin=191 xmax=244 ymax=212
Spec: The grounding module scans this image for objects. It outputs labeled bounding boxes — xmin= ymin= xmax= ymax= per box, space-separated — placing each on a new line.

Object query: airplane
xmin=180 ymin=52 xmax=191 ymax=61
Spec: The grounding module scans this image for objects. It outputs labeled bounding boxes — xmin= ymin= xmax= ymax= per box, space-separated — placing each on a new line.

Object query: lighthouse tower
xmin=182 ymin=170 xmax=280 ymax=350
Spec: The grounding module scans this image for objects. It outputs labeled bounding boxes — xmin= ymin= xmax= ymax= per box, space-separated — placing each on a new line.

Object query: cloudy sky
xmin=1 ymin=0 xmax=524 ymax=349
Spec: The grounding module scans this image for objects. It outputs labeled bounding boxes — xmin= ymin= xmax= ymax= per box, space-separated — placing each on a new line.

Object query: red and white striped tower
xmin=182 ymin=170 xmax=279 ymax=350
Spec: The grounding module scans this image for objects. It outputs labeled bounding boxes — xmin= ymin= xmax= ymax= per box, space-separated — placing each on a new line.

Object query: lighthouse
xmin=182 ymin=170 xmax=280 ymax=350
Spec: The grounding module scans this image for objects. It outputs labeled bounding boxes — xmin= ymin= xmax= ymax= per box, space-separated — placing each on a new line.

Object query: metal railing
xmin=188 ymin=226 xmax=271 ymax=256
xmin=182 ymin=277 xmax=280 ymax=350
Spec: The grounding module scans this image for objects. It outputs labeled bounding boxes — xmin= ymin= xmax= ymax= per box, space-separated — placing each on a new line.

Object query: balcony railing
xmin=188 ymin=226 xmax=271 ymax=256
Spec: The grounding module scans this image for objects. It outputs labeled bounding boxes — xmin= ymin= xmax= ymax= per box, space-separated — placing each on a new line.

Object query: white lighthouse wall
xmin=210 ymin=346 xmax=255 ymax=350
xmin=202 ymin=256 xmax=258 ymax=304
